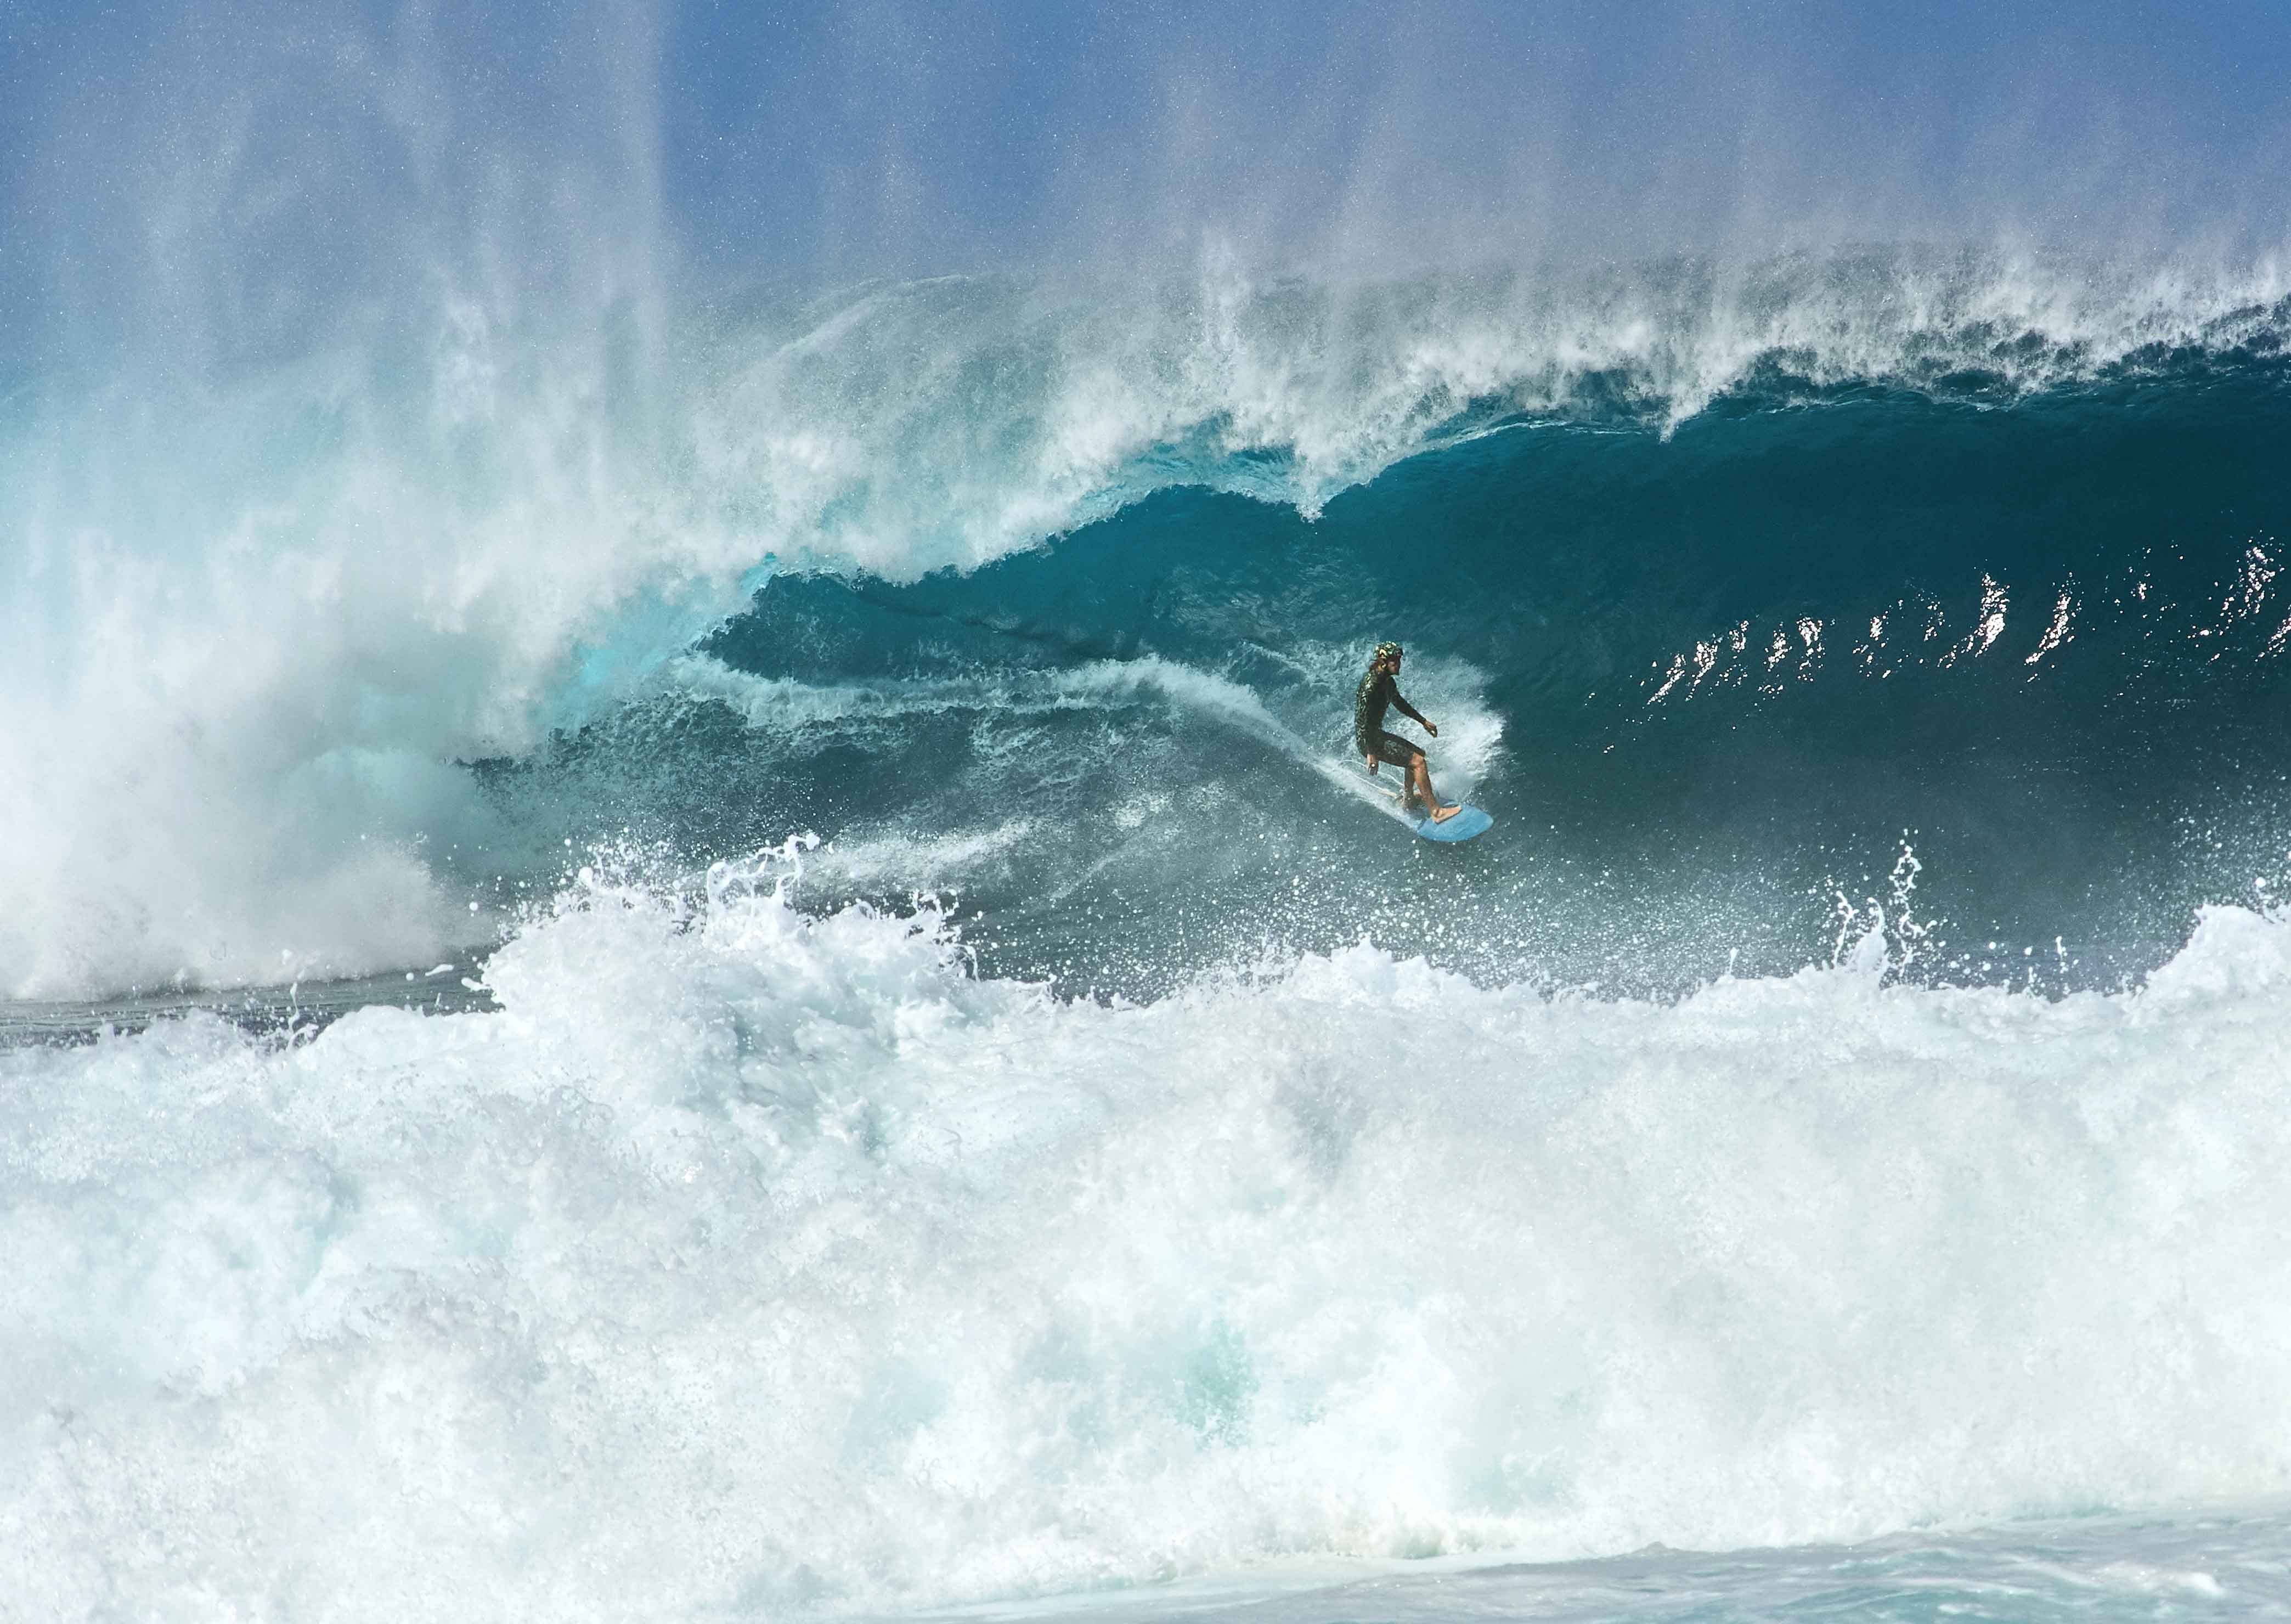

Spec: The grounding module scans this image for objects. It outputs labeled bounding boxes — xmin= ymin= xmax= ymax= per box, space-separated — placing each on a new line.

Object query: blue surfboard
xmin=1357 ymin=766 xmax=1494 ymax=842
xmin=1410 ymin=803 xmax=1493 ymax=842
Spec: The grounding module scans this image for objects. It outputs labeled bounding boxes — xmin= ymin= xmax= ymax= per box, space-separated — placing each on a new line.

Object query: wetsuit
xmin=1354 ymin=668 xmax=1425 ymax=770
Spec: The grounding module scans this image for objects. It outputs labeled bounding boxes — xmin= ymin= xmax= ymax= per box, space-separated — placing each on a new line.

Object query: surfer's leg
xmin=1409 ymin=751 xmax=1459 ymax=822
xmin=1385 ymin=741 xmax=1426 ymax=813
xmin=1374 ymin=734 xmax=1423 ymax=809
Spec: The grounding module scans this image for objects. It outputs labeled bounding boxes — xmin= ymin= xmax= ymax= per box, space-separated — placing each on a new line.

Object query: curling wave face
xmin=507 ymin=305 xmax=2291 ymax=1001
xmin=9 ymin=852 xmax=2291 ymax=1617
xmin=5 ymin=251 xmax=2291 ymax=999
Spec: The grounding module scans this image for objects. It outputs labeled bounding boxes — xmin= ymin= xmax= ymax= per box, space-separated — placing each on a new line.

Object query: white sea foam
xmin=809 ymin=820 xmax=1040 ymax=891
xmin=8 ymin=854 xmax=2291 ymax=1617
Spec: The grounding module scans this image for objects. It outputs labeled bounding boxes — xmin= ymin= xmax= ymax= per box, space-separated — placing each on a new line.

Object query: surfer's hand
xmin=1426 ymin=721 xmax=1438 ymax=737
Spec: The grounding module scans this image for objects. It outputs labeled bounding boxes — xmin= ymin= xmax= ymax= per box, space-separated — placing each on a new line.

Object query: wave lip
xmin=8 ymin=856 xmax=2291 ymax=1615
xmin=702 ymin=250 xmax=2291 ymax=583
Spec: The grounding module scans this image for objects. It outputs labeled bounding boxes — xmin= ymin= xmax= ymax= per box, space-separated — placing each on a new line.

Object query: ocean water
xmin=8 ymin=251 xmax=2291 ymax=1620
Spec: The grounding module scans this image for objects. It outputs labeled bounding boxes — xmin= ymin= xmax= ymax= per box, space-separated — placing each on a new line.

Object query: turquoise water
xmin=914 ymin=1503 xmax=2291 ymax=1622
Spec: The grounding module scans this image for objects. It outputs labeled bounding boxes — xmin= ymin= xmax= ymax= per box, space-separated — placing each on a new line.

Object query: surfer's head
xmin=1372 ymin=641 xmax=1404 ymax=672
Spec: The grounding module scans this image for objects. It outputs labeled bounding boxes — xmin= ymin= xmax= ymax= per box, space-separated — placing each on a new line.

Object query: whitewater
xmin=10 ymin=842 xmax=2291 ymax=1618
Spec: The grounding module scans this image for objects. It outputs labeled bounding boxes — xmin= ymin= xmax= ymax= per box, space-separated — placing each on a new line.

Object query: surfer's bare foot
xmin=1429 ymin=802 xmax=1462 ymax=823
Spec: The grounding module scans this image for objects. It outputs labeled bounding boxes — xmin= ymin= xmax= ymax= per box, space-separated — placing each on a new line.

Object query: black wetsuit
xmin=1354 ymin=669 xmax=1425 ymax=769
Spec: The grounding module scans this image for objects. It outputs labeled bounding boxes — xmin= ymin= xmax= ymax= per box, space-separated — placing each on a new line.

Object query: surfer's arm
xmin=1392 ymin=691 xmax=1437 ymax=735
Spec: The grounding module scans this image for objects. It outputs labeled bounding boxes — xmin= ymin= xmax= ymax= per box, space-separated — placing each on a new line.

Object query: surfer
xmin=1356 ymin=642 xmax=1459 ymax=822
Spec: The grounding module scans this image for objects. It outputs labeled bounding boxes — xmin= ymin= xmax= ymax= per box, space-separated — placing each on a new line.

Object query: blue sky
xmin=656 ymin=1 xmax=2291 ymax=273
xmin=4 ymin=0 xmax=2289 ymax=381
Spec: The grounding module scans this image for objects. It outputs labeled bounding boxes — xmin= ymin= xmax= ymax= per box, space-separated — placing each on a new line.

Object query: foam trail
xmin=8 ymin=859 xmax=2291 ymax=1617
xmin=657 ymin=650 xmax=1493 ymax=824
xmin=808 ymin=820 xmax=1041 ymax=890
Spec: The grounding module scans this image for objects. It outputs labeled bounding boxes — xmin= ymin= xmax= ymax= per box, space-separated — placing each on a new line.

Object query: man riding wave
xmin=1355 ymin=641 xmax=1459 ymax=823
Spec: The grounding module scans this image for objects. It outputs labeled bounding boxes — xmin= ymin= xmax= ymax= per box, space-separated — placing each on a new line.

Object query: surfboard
xmin=1357 ymin=768 xmax=1494 ymax=842
xmin=1409 ymin=803 xmax=1493 ymax=842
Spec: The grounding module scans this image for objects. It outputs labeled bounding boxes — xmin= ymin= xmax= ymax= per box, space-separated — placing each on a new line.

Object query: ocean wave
xmin=4 ymin=247 xmax=2287 ymax=998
